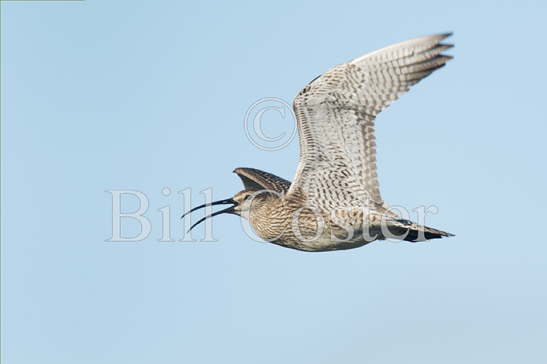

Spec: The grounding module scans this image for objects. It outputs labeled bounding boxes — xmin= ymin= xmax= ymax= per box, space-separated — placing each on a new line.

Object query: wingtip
xmin=440 ymin=31 xmax=453 ymax=38
xmin=423 ymin=32 xmax=453 ymax=44
xmin=414 ymin=32 xmax=453 ymax=43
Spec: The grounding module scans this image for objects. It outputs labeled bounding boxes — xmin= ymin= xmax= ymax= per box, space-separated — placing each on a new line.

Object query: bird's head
xmin=232 ymin=189 xmax=273 ymax=215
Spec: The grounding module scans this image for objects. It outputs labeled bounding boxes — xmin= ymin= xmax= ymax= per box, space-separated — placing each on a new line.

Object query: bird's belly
xmin=271 ymin=227 xmax=379 ymax=252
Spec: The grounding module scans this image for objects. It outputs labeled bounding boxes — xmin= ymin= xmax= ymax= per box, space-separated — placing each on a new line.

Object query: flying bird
xmin=183 ymin=33 xmax=455 ymax=252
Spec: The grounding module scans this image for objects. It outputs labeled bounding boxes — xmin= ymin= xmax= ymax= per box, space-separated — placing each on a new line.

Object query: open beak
xmin=181 ymin=198 xmax=236 ymax=232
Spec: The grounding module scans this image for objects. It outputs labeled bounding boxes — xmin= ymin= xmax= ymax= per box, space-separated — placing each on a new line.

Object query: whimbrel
xmin=183 ymin=33 xmax=455 ymax=252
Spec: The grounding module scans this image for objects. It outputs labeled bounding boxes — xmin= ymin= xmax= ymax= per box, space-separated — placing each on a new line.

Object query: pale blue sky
xmin=2 ymin=1 xmax=547 ymax=363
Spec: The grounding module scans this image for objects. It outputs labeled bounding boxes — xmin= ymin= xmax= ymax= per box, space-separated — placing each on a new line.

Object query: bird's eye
xmin=244 ymin=194 xmax=252 ymax=201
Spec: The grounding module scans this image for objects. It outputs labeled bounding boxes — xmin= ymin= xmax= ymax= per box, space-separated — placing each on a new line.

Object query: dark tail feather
xmin=388 ymin=219 xmax=454 ymax=242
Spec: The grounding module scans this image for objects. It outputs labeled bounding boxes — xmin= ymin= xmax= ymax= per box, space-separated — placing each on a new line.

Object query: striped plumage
xmin=290 ymin=33 xmax=452 ymax=211
xmin=184 ymin=33 xmax=455 ymax=252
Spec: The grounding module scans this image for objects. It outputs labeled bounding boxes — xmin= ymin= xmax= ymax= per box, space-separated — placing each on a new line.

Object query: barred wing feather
xmin=288 ymin=33 xmax=453 ymax=212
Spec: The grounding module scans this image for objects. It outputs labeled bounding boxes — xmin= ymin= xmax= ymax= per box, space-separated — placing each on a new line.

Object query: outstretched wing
xmin=288 ymin=33 xmax=453 ymax=211
xmin=234 ymin=167 xmax=291 ymax=194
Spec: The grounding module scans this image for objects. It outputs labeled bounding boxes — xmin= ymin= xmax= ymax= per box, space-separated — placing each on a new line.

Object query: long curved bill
xmin=187 ymin=205 xmax=235 ymax=232
xmin=181 ymin=198 xmax=235 ymax=219
xmin=181 ymin=198 xmax=236 ymax=232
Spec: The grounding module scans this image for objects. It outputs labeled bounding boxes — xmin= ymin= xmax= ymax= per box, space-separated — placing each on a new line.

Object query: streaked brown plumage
xmin=183 ymin=33 xmax=455 ymax=252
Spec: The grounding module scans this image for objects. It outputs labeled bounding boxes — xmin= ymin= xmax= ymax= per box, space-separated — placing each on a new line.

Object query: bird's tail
xmin=386 ymin=219 xmax=454 ymax=242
